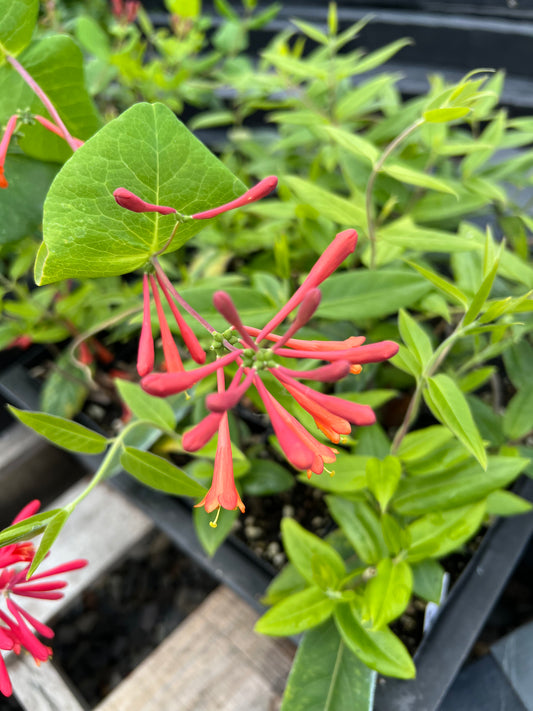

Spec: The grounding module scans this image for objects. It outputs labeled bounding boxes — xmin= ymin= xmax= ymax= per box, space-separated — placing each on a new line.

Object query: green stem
xmin=69 ymin=419 xmax=157 ymax=508
xmin=391 ymin=318 xmax=465 ymax=454
xmin=365 ymin=118 xmax=425 ymax=270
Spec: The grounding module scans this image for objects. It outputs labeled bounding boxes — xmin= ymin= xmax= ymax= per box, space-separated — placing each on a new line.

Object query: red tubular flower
xmin=0 ymin=115 xmax=19 ymax=189
xmin=194 ymin=413 xmax=245 ymax=517
xmin=113 ymin=188 xmax=177 ymax=215
xmin=0 ymin=502 xmax=87 ymax=697
xmin=142 ymin=350 xmax=240 ymax=397
xmin=150 ymin=275 xmax=184 ymax=373
xmin=192 ymin=176 xmax=278 ymax=219
xmin=137 ymin=273 xmax=155 ymax=377
xmin=33 ymin=115 xmax=84 ymax=149
xmin=254 ymin=228 xmax=358 ymax=343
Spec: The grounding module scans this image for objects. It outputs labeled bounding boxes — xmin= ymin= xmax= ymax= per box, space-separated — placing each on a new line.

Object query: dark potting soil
xmin=232 ymin=481 xmax=332 ymax=571
xmin=50 ymin=530 xmax=217 ymax=708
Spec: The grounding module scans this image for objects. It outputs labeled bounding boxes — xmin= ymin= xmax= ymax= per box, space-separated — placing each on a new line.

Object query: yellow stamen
xmin=209 ymin=506 xmax=221 ymax=528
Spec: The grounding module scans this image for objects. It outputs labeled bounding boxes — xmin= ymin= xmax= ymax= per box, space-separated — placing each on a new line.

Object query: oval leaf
xmin=120 ymin=447 xmax=206 ymax=498
xmin=334 ymin=603 xmax=415 ymax=679
xmin=280 ymin=618 xmax=376 ymax=711
xmin=281 ymin=518 xmax=345 ymax=587
xmin=8 ymin=406 xmax=107 ymax=453
xmin=115 ymin=379 xmax=175 ymax=431
xmin=424 ymin=374 xmax=487 ymax=469
xmin=256 ymin=586 xmax=336 ymax=636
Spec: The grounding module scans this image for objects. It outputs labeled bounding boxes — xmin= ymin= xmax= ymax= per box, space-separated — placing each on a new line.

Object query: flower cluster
xmin=113 ymin=178 xmax=399 ymax=524
xmin=0 ymin=502 xmax=87 ymax=697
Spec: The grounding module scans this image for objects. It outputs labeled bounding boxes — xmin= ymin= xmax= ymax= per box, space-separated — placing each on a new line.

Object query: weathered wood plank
xmin=94 ymin=586 xmax=295 ymax=711
xmin=6 ymin=655 xmax=85 ymax=711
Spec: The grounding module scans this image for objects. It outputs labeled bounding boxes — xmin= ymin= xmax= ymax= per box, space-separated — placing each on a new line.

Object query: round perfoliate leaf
xmin=37 ymin=102 xmax=245 ymax=284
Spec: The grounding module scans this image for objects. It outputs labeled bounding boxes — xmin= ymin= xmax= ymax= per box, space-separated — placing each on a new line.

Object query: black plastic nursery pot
xmin=0 ymin=359 xmax=532 ymax=711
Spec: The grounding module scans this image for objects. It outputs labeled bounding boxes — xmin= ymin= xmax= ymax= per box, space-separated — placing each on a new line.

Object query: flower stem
xmin=6 ymin=54 xmax=80 ymax=153
xmin=365 ymin=118 xmax=425 ymax=270
xmin=69 ymin=419 xmax=160 ymax=508
xmin=152 ymin=259 xmax=217 ymax=335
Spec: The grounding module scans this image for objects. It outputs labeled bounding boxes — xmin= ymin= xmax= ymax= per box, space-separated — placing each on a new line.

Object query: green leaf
xmin=327 ymin=497 xmax=387 ymax=565
xmin=366 ymin=456 xmax=402 ymax=513
xmin=364 ymin=559 xmax=413 ymax=628
xmin=193 ymin=505 xmax=238 ymax=557
xmin=503 ymin=340 xmax=533 ymax=390
xmin=263 ymin=563 xmax=307 ymax=606
xmin=299 ymin=454 xmax=368 ymax=494
xmin=26 ymin=508 xmax=71 ymax=577
xmin=503 ymin=385 xmax=533 ymax=440
xmin=240 ymin=459 xmax=294 ymax=496
xmin=398 ymin=309 xmax=433 ymax=367
xmin=406 ymin=261 xmax=468 ymax=307
xmin=486 ymin=490 xmax=533 ymax=516
xmin=352 ymin=38 xmax=412 ymax=75
xmin=457 ymin=366 xmax=496 ymax=393
xmin=0 ymin=155 xmax=58 ymax=244
xmin=411 ymin=559 xmax=445 ymax=603
xmin=322 ymin=125 xmax=379 ymax=164
xmin=0 ymin=510 xmax=62 ymax=547
xmin=120 ymin=447 xmax=206 ymax=498
xmin=39 ymin=352 xmax=90 ymax=419
xmin=378 ymin=217 xmax=479 ymax=254
xmin=423 ymin=107 xmax=471 ymax=123
xmin=280 ymin=618 xmax=376 ymax=711
xmin=75 ymin=15 xmax=111 ymax=60
xmin=463 ymin=246 xmax=502 ymax=325
xmin=424 ymin=374 xmax=487 ymax=469
xmin=391 ymin=345 xmax=422 ymax=379
xmin=398 ymin=426 xmax=453 ymax=463
xmin=381 ymin=513 xmax=411 ymax=556
xmin=382 ymin=163 xmax=457 ymax=196
xmin=281 ymin=518 xmax=345 ymax=587
xmin=8 ymin=406 xmax=107 ymax=453
xmin=38 ymin=103 xmax=245 ymax=284
xmin=319 ymin=269 xmax=432 ymax=322
xmin=256 ymin=586 xmax=336 ymax=636
xmin=115 ymin=379 xmax=175 ymax=431
xmin=335 ymin=603 xmax=415 ymax=679
xmin=393 ymin=456 xmax=528 ymax=515
xmin=291 ymin=18 xmax=329 ymax=45
xmin=283 ymin=175 xmax=367 ymax=228
xmin=0 ymin=0 xmax=39 ymax=56
xmin=0 ymin=35 xmax=100 ymax=163
xmin=407 ymin=501 xmax=486 ymax=562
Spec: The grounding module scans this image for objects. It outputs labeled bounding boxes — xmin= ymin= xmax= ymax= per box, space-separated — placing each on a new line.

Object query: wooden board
xmin=94 ymin=585 xmax=295 ymax=711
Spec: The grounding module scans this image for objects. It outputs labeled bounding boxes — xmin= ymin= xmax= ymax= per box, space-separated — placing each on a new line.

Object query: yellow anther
xmin=209 ymin=506 xmax=221 ymax=528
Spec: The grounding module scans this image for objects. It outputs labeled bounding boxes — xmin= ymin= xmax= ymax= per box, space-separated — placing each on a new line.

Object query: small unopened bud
xmin=113 ymin=188 xmax=177 ymax=215
xmin=192 ymin=176 xmax=278 ymax=219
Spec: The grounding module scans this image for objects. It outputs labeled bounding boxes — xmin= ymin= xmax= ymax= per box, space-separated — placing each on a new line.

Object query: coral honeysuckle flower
xmin=33 ymin=115 xmax=84 ymax=149
xmin=0 ymin=501 xmax=87 ymax=697
xmin=194 ymin=371 xmax=245 ymax=524
xmin=141 ymin=229 xmax=399 ymax=508
xmin=136 ymin=272 xmax=206 ymax=377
